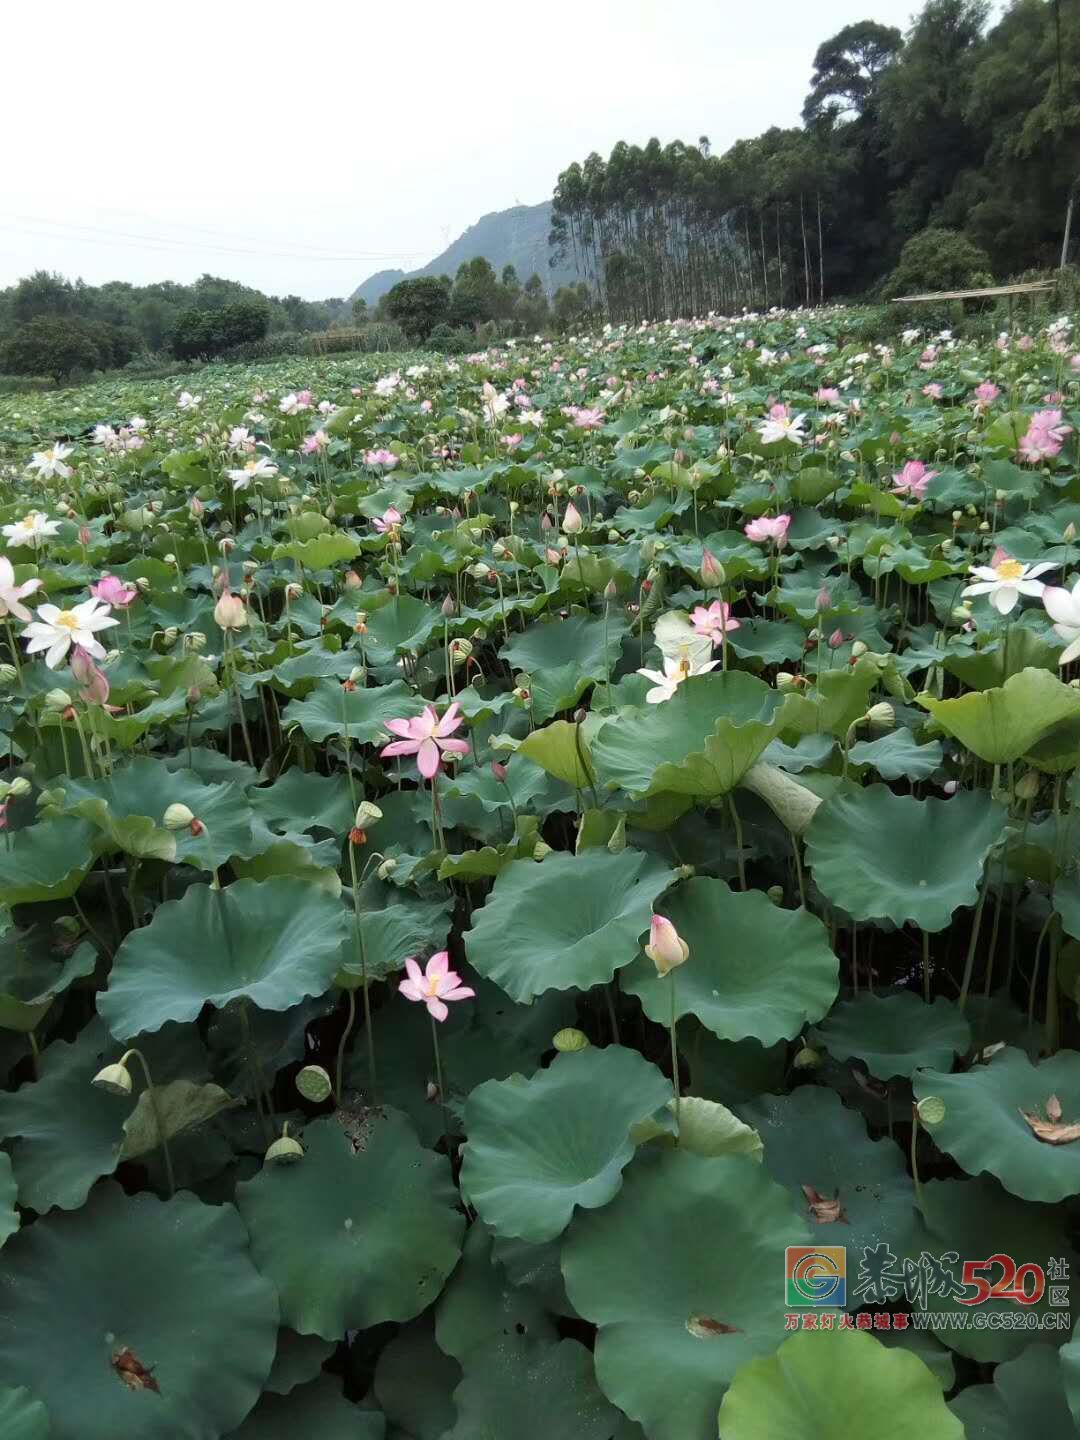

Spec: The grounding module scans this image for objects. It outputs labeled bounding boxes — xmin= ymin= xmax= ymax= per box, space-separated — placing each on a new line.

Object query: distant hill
xmin=351 ymin=201 xmax=583 ymax=307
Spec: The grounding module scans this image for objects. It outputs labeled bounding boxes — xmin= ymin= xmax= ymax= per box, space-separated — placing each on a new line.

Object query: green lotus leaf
xmin=364 ymin=593 xmax=439 ymax=657
xmin=263 ymin=1329 xmax=335 ymax=1396
xmin=951 ymin=1343 xmax=1075 ymax=1439
xmin=99 ymin=878 xmax=349 ymax=1039
xmin=918 ymin=667 xmax=1080 ymax=764
xmin=249 ymin=767 xmax=362 ymax=837
xmin=717 ymin=1329 xmax=963 ymax=1440
xmin=878 ymin=1330 xmax=955 ymax=1393
xmin=0 ymin=1388 xmax=49 ymax=1440
xmin=444 ymin=1336 xmax=640 ymax=1440
xmin=0 ymin=1153 xmax=16 ymax=1251
xmin=1062 ymin=1318 xmax=1080 ymax=1429
xmin=282 ymin=679 xmax=425 ymax=743
xmin=634 ymin=1095 xmax=764 ymax=1160
xmin=0 ymin=817 xmax=96 ymax=907
xmin=911 ymin=1177 xmax=1077 ymax=1361
xmin=227 ymin=1376 xmax=384 ymax=1440
xmin=465 ymin=849 xmax=674 ymax=1002
xmin=269 ymin=645 xmax=356 ymax=696
xmin=273 ymin=532 xmax=361 ymax=570
xmin=236 ymin=1112 xmax=463 ymax=1339
xmin=848 ymin=729 xmax=943 ymax=781
xmin=517 ymin=721 xmax=596 ymax=789
xmin=373 ymin=1320 xmax=460 ymax=1440
xmin=727 ymin=619 xmax=806 ymax=665
xmin=739 ymin=1087 xmax=916 ymax=1273
xmin=500 ymin=611 xmax=627 ymax=682
xmin=434 ymin=1223 xmax=557 ymax=1362
xmin=339 ymin=891 xmax=454 ymax=985
xmin=591 ymin=672 xmax=788 ymax=799
xmin=119 ymin=1079 xmax=234 ymax=1160
xmin=0 ymin=1183 xmax=277 ymax=1440
xmin=562 ymin=1150 xmax=809 ymax=1440
xmin=620 ymin=878 xmax=838 ymax=1045
xmin=805 ymin=786 xmax=1007 ymax=931
xmin=945 ymin=627 xmax=1061 ymax=690
xmin=460 ymin=1046 xmax=672 ymax=1242
xmin=913 ymin=1047 xmax=1080 ymax=1202
xmin=817 ymin=993 xmax=971 ymax=1080
xmin=0 ymin=928 xmax=97 ymax=1033
xmin=687 ymin=1027 xmax=789 ymax=1106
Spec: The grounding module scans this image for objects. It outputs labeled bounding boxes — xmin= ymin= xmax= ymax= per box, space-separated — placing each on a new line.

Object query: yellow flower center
xmin=19 ymin=516 xmax=36 ymax=530
xmin=995 ymin=559 xmax=1024 ymax=581
xmin=55 ymin=610 xmax=80 ymax=631
xmin=424 ymin=975 xmax=441 ymax=998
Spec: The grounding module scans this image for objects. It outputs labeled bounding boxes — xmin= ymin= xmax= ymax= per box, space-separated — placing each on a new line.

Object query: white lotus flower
xmin=653 ymin=610 xmax=713 ymax=670
xmin=1043 ymin=579 xmax=1080 ymax=664
xmin=3 ymin=511 xmax=61 ymax=548
xmin=22 ymin=598 xmax=119 ymax=669
xmin=0 ymin=556 xmax=41 ymax=621
xmin=636 ymin=651 xmax=719 ymax=704
xmin=228 ymin=455 xmax=279 ymax=491
xmin=962 ymin=550 xmax=1057 ymax=615
xmin=27 ymin=443 xmax=73 ymax=480
xmin=177 ymin=391 xmax=201 ymax=410
xmin=757 ymin=411 xmax=806 ymax=446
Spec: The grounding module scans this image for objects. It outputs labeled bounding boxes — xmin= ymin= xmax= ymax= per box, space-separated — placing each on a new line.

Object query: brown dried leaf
xmin=1018 ymin=1101 xmax=1080 ymax=1145
xmin=112 ymin=1346 xmax=160 ymax=1394
xmin=686 ymin=1314 xmax=741 ymax=1338
xmin=801 ymin=1183 xmax=849 ymax=1224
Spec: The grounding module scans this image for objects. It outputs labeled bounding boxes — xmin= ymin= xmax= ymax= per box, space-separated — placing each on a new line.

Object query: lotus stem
xmin=123 ymin=1047 xmax=176 ymax=1199
xmin=670 ymin=971 xmax=681 ymax=1140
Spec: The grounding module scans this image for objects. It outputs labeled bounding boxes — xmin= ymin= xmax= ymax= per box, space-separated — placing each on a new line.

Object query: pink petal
xmin=381 ymin=739 xmax=421 ymax=758
xmin=427 ymin=951 xmax=450 ymax=978
xmin=404 ymin=957 xmax=424 ymax=985
xmin=417 ymin=737 xmax=441 ymax=778
xmin=435 ymin=702 xmax=462 ymax=736
xmin=426 ymin=998 xmax=449 ymax=1022
xmin=438 ymin=737 xmax=470 ymax=755
xmin=384 ymin=717 xmax=416 ymax=738
xmin=442 ymin=986 xmax=475 ymax=1002
xmin=398 ymin=980 xmax=424 ymax=1002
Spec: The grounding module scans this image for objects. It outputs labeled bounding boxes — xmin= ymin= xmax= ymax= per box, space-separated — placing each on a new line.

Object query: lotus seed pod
xmin=553 ymin=1028 xmax=590 ymax=1053
xmin=0 ymin=664 xmax=16 ymax=683
xmin=766 ymin=885 xmax=785 ymax=905
xmin=295 ymin=1065 xmax=333 ymax=1103
xmin=265 ymin=1132 xmax=305 ymax=1165
xmin=1015 ymin=771 xmax=1039 ymax=801
xmin=162 ymin=626 xmax=179 ymax=647
xmin=7 ymin=777 xmax=30 ymax=798
xmin=867 ymin=702 xmax=895 ymax=733
xmin=916 ymin=1095 xmax=946 ymax=1126
xmin=793 ymin=1046 xmax=821 ymax=1070
xmin=45 ymin=689 xmax=72 ymax=710
xmin=163 ymin=803 xmax=195 ymax=830
xmin=284 ymin=582 xmax=303 ymax=601
xmin=92 ymin=1061 xmax=133 ymax=1097
xmin=135 ymin=576 xmax=151 ymax=593
xmin=354 ymin=801 xmax=383 ymax=830
xmin=775 ymin=672 xmax=797 ymax=690
xmin=377 ymin=857 xmax=398 ymax=880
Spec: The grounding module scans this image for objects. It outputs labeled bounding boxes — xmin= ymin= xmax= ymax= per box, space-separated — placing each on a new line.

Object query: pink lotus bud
xmin=828 ymin=628 xmax=844 ymax=649
xmin=491 ymin=761 xmax=508 ymax=783
xmin=562 ymin=502 xmax=583 ymax=535
xmin=190 ymin=496 xmax=205 ymax=519
xmin=700 ymin=548 xmax=724 ymax=588
xmin=78 ymin=526 xmax=91 ymax=546
xmin=70 ymin=646 xmax=109 ymax=705
xmin=816 ymin=586 xmax=832 ymax=612
xmin=604 ymin=578 xmax=618 ymax=600
xmin=645 ymin=914 xmax=690 ymax=977
xmin=441 ymin=594 xmax=456 ymax=617
xmin=545 ymin=548 xmax=562 ymax=567
xmin=343 ymin=569 xmax=362 ymax=589
xmin=214 ymin=590 xmax=248 ymax=630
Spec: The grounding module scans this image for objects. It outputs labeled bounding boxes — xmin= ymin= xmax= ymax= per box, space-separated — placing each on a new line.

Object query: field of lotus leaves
xmin=3 ymin=309 xmax=1080 ymax=1437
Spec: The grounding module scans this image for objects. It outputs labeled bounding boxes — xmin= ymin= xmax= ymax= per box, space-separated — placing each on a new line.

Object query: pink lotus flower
xmin=381 ymin=702 xmax=470 ymax=780
xmin=301 ymin=430 xmax=329 ymax=454
xmin=371 ymin=506 xmax=402 ymax=534
xmin=922 ymin=383 xmax=943 ymax=399
xmin=744 ymin=514 xmax=791 ymax=548
xmin=690 ymin=600 xmax=740 ymax=645
xmin=570 ymin=406 xmax=605 ymax=429
xmin=815 ymin=387 xmax=840 ymax=404
xmin=398 ymin=951 xmax=474 ymax=1022
xmin=70 ymin=645 xmax=110 ymax=704
xmin=973 ymin=382 xmax=1000 ymax=407
xmin=364 ymin=448 xmax=398 ymax=468
xmin=90 ymin=574 xmax=137 ymax=608
xmin=891 ymin=460 xmax=937 ymax=500
xmin=501 ymin=433 xmax=523 ymax=449
xmin=1019 ymin=409 xmax=1072 ymax=464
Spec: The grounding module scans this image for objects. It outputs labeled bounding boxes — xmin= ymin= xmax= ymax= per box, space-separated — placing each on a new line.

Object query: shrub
xmin=882 ymin=228 xmax=994 ymax=300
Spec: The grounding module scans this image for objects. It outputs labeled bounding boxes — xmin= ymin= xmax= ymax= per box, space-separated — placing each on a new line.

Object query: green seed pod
xmin=916 ymin=1095 xmax=946 ymax=1126
xmin=295 ymin=1065 xmax=333 ymax=1104
xmin=553 ymin=1028 xmax=590 ymax=1053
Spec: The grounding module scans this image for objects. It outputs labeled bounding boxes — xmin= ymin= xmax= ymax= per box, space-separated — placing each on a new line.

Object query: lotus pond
xmin=2 ymin=312 xmax=1080 ymax=1438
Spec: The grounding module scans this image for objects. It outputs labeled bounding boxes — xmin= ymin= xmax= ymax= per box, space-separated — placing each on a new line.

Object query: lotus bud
xmin=766 ymin=885 xmax=785 ymax=905
xmin=265 ymin=1124 xmax=304 ymax=1165
xmin=951 ymin=510 xmax=963 ymax=522
xmin=0 ymin=664 xmax=16 ymax=684
xmin=78 ymin=525 xmax=92 ymax=546
xmin=1015 ymin=771 xmax=1039 ymax=801
xmin=187 ymin=687 xmax=202 ymax=705
xmin=45 ymin=688 xmax=72 ymax=710
xmin=850 ymin=640 xmax=868 ymax=659
xmin=700 ymin=548 xmax=725 ymax=588
xmin=92 ymin=1060 xmax=133 ymax=1096
xmin=562 ymin=502 xmax=584 ymax=535
xmin=1066 ymin=522 xmax=1077 ymax=543
xmin=54 ymin=914 xmax=80 ymax=936
xmin=793 ymin=1045 xmax=821 ymax=1070
xmin=348 ymin=666 xmax=366 ymax=685
xmin=491 ymin=761 xmax=508 ymax=783
xmin=7 ymin=777 xmax=30 ymax=798
xmin=284 ymin=582 xmax=303 ymax=601
xmin=603 ymin=578 xmax=618 ymax=601
xmin=828 ymin=628 xmax=844 ymax=649
xmin=867 ymin=702 xmax=895 ymax=734
xmin=943 ymin=779 xmax=959 ymax=795
xmin=214 ymin=590 xmax=248 ymax=630
xmin=377 ymin=857 xmax=398 ymax=880
xmin=645 ymin=914 xmax=689 ymax=977
xmin=190 ymin=495 xmax=205 ymax=518
xmin=295 ymin=1065 xmax=332 ymax=1103
xmin=163 ymin=803 xmax=195 ymax=830
xmin=816 ymin=586 xmax=832 ymax=612
xmin=342 ymin=569 xmax=362 ymax=590
xmin=978 ymin=520 xmax=990 ymax=532
xmin=553 ymin=1028 xmax=590 ymax=1053
xmin=440 ymin=594 xmax=456 ymax=618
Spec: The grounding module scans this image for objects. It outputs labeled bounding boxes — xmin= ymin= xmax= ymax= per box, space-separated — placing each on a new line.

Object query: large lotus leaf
xmin=951 ymin=1343 xmax=1076 ymax=1440
xmin=878 ymin=1330 xmax=955 ymax=1392
xmin=687 ymin=1027 xmax=788 ymax=1106
xmin=500 ymin=612 xmax=627 ymax=679
xmin=118 ymin=1079 xmax=234 ymax=1160
xmin=817 ymin=993 xmax=971 ymax=1081
xmin=633 ymin=1095 xmax=764 ymax=1160
xmin=0 ymin=1389 xmax=48 ymax=1440
xmin=460 ymin=1046 xmax=672 ymax=1242
xmin=717 ymin=1329 xmax=962 ymax=1440
xmin=848 ymin=729 xmax=943 ymax=781
xmin=0 ymin=1183 xmax=277 ymax=1440
xmin=263 ymin=1329 xmax=335 ymax=1396
xmin=281 ymin=679 xmax=426 ymax=743
xmin=465 ymin=849 xmax=673 ymax=1001
xmin=340 ymin=891 xmax=454 ymax=985
xmin=0 ymin=1154 xmax=16 ymax=1251
xmin=739 ymin=1087 xmax=916 ymax=1270
xmin=434 ymin=1223 xmax=557 ymax=1362
xmin=0 ymin=928 xmax=97 ymax=1033
xmin=363 ymin=594 xmax=439 ymax=657
xmin=444 ymin=1336 xmax=640 ymax=1440
xmin=562 ymin=1150 xmax=809 ymax=1440
xmin=911 ymin=1177 xmax=1076 ymax=1361
xmin=620 ymin=878 xmax=838 ymax=1045
xmin=591 ymin=672 xmax=788 ymax=799
xmin=249 ymin=767 xmax=357 ymax=837
xmin=913 ymin=1047 xmax=1080 ymax=1202
xmin=805 ymin=786 xmax=1007 ymax=931
xmin=0 ymin=817 xmax=96 ymax=906
xmin=373 ymin=1320 xmax=460 ymax=1440
xmin=516 ymin=721 xmax=596 ymax=789
xmin=236 ymin=1112 xmax=463 ymax=1339
xmin=1063 ymin=1318 xmax=1080 ymax=1429
xmin=99 ymin=878 xmax=349 ymax=1039
xmin=227 ymin=1376 xmax=384 ymax=1440
xmin=51 ymin=759 xmax=256 ymax=867
xmin=919 ymin=667 xmax=1080 ymax=764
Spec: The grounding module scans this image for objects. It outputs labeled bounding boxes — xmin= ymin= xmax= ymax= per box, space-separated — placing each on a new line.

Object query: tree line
xmin=549 ymin=0 xmax=1080 ymax=321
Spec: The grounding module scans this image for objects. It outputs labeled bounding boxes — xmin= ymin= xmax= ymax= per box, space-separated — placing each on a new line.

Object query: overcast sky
xmin=2 ymin=0 xmax=973 ymax=300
